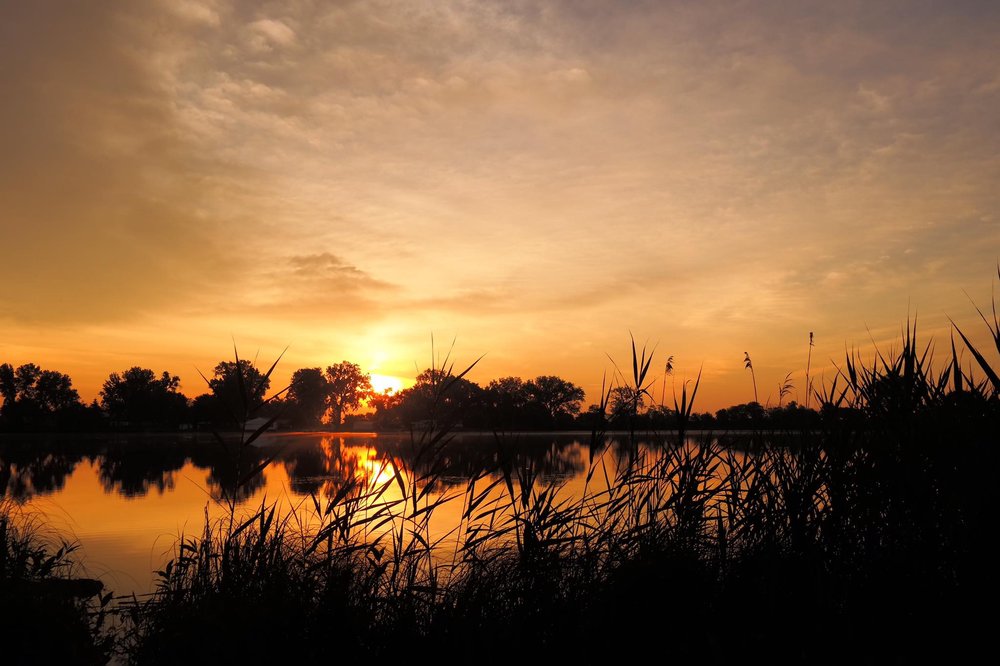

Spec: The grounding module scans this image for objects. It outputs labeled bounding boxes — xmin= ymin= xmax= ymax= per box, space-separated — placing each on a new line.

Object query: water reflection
xmin=0 ymin=431 xmax=720 ymax=597
xmin=98 ymin=443 xmax=187 ymax=497
xmin=0 ymin=438 xmax=86 ymax=500
xmin=189 ymin=445 xmax=270 ymax=503
xmin=0 ymin=432 xmax=649 ymax=503
xmin=281 ymin=436 xmax=372 ymax=496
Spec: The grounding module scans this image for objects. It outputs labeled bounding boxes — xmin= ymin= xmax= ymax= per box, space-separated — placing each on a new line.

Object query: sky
xmin=1 ymin=0 xmax=998 ymax=411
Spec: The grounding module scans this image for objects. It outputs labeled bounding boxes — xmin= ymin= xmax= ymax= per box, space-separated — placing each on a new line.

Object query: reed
xmin=109 ymin=274 xmax=1000 ymax=661
xmin=777 ymin=371 xmax=794 ymax=407
xmin=744 ymin=351 xmax=758 ymax=404
xmin=805 ymin=331 xmax=815 ymax=408
xmin=0 ymin=500 xmax=114 ymax=663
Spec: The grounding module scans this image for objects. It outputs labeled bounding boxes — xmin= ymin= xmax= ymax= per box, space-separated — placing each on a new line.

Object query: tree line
xmin=0 ymin=359 xmax=821 ymax=434
xmin=0 ymin=360 xmax=590 ymax=433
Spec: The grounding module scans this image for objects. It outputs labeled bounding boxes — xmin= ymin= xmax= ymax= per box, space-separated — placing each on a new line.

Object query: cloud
xmin=3 ymin=0 xmax=998 ymax=409
xmin=0 ymin=2 xmax=243 ymax=325
xmin=281 ymin=252 xmax=393 ymax=300
xmin=251 ymin=18 xmax=296 ymax=45
xmin=165 ymin=0 xmax=222 ymax=27
xmin=207 ymin=253 xmax=398 ymax=323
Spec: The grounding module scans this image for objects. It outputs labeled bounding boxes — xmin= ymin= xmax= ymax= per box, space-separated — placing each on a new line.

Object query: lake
xmin=1 ymin=430 xmax=704 ymax=598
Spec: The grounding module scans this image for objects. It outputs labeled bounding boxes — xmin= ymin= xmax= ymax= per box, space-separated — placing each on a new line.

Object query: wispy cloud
xmin=2 ymin=0 xmax=998 ymax=407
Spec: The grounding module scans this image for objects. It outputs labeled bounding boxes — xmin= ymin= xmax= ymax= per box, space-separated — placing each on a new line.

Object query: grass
xmin=744 ymin=351 xmax=759 ymax=404
xmin=118 ymin=306 xmax=996 ymax=662
xmin=0 ymin=500 xmax=115 ymax=664
xmin=805 ymin=330 xmax=815 ymax=408
xmin=5 ymin=277 xmax=999 ymax=662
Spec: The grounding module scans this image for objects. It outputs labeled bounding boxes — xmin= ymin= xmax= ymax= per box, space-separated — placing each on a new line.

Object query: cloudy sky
xmin=2 ymin=0 xmax=998 ymax=409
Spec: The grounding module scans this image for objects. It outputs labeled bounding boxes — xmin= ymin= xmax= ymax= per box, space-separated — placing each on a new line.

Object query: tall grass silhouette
xmin=744 ymin=351 xmax=758 ymax=404
xmin=804 ymin=331 xmax=815 ymax=408
xmin=1 ymin=500 xmax=114 ymax=663
xmin=92 ymin=271 xmax=1000 ymax=661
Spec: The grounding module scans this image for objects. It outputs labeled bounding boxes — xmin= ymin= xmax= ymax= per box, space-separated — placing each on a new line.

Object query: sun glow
xmin=356 ymin=446 xmax=398 ymax=487
xmin=369 ymin=373 xmax=405 ymax=395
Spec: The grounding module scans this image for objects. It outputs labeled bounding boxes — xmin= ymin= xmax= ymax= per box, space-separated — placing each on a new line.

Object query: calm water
xmin=1 ymin=431 xmax=686 ymax=597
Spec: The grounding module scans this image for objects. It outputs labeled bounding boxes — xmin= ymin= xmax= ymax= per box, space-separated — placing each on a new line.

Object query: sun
xmin=369 ymin=373 xmax=405 ymax=395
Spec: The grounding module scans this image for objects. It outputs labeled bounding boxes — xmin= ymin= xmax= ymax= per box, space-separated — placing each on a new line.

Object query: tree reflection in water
xmin=0 ymin=433 xmax=628 ymax=505
xmin=0 ymin=438 xmax=87 ymax=501
xmin=280 ymin=436 xmax=370 ymax=497
xmin=272 ymin=433 xmax=591 ymax=500
xmin=98 ymin=442 xmax=188 ymax=497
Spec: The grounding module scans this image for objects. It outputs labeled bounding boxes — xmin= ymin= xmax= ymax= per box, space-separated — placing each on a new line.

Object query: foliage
xmin=207 ymin=359 xmax=271 ymax=416
xmin=0 ymin=363 xmax=82 ymax=431
xmin=0 ymin=501 xmax=114 ymax=663
xmin=100 ymin=367 xmax=187 ymax=430
xmin=485 ymin=377 xmax=547 ymax=429
xmin=287 ymin=367 xmax=329 ymax=427
xmin=608 ymin=385 xmax=645 ymax=421
xmin=120 ymin=314 xmax=997 ymax=660
xmin=324 ymin=361 xmax=373 ymax=427
xmin=743 ymin=351 xmax=758 ymax=404
xmin=368 ymin=388 xmax=403 ymax=429
xmin=9 ymin=271 xmax=1000 ymax=660
xmin=525 ymin=375 xmax=585 ymax=423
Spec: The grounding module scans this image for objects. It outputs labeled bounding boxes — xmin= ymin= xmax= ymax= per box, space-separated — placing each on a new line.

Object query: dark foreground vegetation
xmin=0 ymin=501 xmax=113 ymax=664
xmin=3 ymin=280 xmax=999 ymax=664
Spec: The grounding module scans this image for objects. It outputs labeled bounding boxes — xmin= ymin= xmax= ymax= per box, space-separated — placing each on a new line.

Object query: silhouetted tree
xmin=324 ymin=361 xmax=373 ymax=427
xmin=188 ymin=393 xmax=220 ymax=428
xmin=485 ymin=376 xmax=528 ymax=427
xmin=100 ymin=367 xmax=187 ymax=429
xmin=383 ymin=369 xmax=486 ymax=429
xmin=62 ymin=399 xmax=106 ymax=432
xmin=0 ymin=362 xmax=81 ymax=430
xmin=288 ymin=367 xmax=329 ymax=428
xmin=526 ymin=375 xmax=585 ymax=426
xmin=208 ymin=360 xmax=270 ymax=419
xmin=764 ymin=401 xmax=820 ymax=430
xmin=609 ymin=386 xmax=645 ymax=423
xmin=715 ymin=402 xmax=767 ymax=428
xmin=37 ymin=372 xmax=77 ymax=413
xmin=369 ymin=388 xmax=403 ymax=430
xmin=486 ymin=377 xmax=530 ymax=409
xmin=0 ymin=363 xmax=15 ymax=406
xmin=485 ymin=376 xmax=549 ymax=428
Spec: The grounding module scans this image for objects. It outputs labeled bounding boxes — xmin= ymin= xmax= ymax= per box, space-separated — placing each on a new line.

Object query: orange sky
xmin=2 ymin=1 xmax=998 ymax=411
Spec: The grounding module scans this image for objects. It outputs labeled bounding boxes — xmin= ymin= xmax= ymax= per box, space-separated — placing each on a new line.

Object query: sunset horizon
xmin=1 ymin=306 xmax=997 ymax=414
xmin=4 ymin=2 xmax=999 ymax=412
xmin=2 ymin=3 xmax=998 ymax=660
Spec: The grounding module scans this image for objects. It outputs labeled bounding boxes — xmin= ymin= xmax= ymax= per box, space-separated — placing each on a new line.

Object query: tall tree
xmin=208 ymin=360 xmax=271 ymax=421
xmin=393 ymin=368 xmax=486 ymax=428
xmin=287 ymin=367 xmax=329 ymax=428
xmin=0 ymin=363 xmax=18 ymax=408
xmin=324 ymin=361 xmax=373 ymax=427
xmin=100 ymin=367 xmax=186 ymax=428
xmin=0 ymin=363 xmax=41 ymax=407
xmin=32 ymin=370 xmax=80 ymax=412
xmin=485 ymin=376 xmax=545 ymax=428
xmin=526 ymin=375 xmax=585 ymax=424
xmin=368 ymin=388 xmax=403 ymax=429
xmin=486 ymin=377 xmax=529 ymax=412
xmin=0 ymin=363 xmax=80 ymax=429
xmin=609 ymin=386 xmax=645 ymax=422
